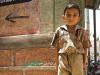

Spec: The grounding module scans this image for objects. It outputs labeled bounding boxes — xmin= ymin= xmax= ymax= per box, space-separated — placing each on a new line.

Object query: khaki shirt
xmin=51 ymin=25 xmax=91 ymax=54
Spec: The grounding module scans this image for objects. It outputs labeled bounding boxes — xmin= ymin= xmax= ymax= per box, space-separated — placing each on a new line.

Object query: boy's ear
xmin=62 ymin=15 xmax=66 ymax=22
xmin=62 ymin=15 xmax=65 ymax=20
xmin=77 ymin=16 xmax=80 ymax=22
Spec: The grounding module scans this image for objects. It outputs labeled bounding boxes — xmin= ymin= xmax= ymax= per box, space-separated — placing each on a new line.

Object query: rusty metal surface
xmin=0 ymin=34 xmax=53 ymax=50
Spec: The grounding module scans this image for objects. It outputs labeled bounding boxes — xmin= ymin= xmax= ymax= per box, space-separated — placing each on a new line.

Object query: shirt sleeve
xmin=81 ymin=30 xmax=92 ymax=48
xmin=51 ymin=28 xmax=59 ymax=47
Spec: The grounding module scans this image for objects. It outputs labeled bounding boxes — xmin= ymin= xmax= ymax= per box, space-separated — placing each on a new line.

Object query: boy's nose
xmin=67 ymin=16 xmax=74 ymax=19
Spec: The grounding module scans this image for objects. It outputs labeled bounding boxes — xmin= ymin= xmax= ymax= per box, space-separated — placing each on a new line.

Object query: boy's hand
xmin=66 ymin=46 xmax=76 ymax=55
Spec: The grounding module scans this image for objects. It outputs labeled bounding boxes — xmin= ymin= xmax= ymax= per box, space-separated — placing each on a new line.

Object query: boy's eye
xmin=66 ymin=14 xmax=71 ymax=17
xmin=65 ymin=14 xmax=79 ymax=17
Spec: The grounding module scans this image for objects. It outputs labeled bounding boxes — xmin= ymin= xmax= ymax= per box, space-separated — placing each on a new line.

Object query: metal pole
xmin=86 ymin=8 xmax=91 ymax=71
xmin=93 ymin=8 xmax=97 ymax=63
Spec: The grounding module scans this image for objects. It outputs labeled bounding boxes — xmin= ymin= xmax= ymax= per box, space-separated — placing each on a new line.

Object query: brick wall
xmin=0 ymin=47 xmax=57 ymax=75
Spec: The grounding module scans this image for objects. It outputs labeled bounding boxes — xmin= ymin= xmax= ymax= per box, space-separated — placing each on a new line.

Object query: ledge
xmin=0 ymin=66 xmax=56 ymax=70
xmin=0 ymin=34 xmax=53 ymax=50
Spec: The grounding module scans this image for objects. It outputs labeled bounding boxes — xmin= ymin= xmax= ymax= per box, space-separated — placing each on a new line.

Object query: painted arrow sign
xmin=5 ymin=13 xmax=29 ymax=23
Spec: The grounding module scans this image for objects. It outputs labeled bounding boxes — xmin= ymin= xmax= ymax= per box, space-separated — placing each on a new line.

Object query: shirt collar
xmin=60 ymin=24 xmax=82 ymax=31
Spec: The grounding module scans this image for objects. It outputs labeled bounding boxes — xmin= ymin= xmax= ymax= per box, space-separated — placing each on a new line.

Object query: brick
xmin=25 ymin=69 xmax=57 ymax=75
xmin=0 ymin=69 xmax=23 ymax=75
xmin=0 ymin=50 xmax=13 ymax=67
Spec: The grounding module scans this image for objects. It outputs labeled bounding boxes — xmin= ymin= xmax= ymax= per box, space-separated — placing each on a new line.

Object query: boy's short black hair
xmin=64 ymin=3 xmax=80 ymax=16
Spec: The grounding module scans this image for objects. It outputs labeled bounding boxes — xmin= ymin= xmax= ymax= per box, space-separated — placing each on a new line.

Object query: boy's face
xmin=63 ymin=8 xmax=80 ymax=26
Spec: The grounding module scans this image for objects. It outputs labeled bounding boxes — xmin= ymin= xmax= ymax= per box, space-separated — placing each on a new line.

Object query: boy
xmin=51 ymin=3 xmax=91 ymax=75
